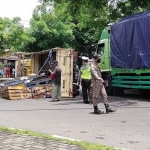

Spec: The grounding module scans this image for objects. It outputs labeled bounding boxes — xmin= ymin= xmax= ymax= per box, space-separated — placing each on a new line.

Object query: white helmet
xmin=81 ymin=56 xmax=89 ymax=60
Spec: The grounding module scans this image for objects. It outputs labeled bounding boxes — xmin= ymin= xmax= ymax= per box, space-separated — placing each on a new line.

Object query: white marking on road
xmin=52 ymin=135 xmax=81 ymax=141
xmin=115 ymin=148 xmax=131 ymax=150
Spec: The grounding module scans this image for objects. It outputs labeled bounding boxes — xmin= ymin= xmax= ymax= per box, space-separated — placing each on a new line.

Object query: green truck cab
xmin=98 ymin=11 xmax=150 ymax=95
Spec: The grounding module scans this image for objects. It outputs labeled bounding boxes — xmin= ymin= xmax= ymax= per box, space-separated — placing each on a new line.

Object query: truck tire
xmin=139 ymin=89 xmax=150 ymax=95
xmin=103 ymin=75 xmax=113 ymax=95
xmin=73 ymin=84 xmax=80 ymax=97
xmin=113 ymin=87 xmax=124 ymax=96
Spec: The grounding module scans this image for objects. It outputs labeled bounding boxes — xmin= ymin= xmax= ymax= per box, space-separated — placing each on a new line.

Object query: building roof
xmin=0 ymin=56 xmax=18 ymax=60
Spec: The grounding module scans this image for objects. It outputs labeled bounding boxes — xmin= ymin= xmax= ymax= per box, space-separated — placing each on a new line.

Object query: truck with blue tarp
xmin=97 ymin=10 xmax=150 ymax=95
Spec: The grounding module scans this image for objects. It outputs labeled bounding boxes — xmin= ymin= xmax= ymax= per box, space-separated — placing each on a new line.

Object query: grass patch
xmin=0 ymin=126 xmax=118 ymax=150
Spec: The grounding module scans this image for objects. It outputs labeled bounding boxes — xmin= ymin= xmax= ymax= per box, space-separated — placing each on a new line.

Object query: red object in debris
xmin=6 ymin=66 xmax=10 ymax=78
xmin=50 ymin=74 xmax=54 ymax=80
xmin=6 ymin=66 xmax=10 ymax=72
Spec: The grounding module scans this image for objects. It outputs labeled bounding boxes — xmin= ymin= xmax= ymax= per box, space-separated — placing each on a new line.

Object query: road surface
xmin=0 ymin=90 xmax=150 ymax=150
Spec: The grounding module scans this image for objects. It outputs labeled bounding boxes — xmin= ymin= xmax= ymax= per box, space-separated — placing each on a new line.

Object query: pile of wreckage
xmin=0 ymin=76 xmax=52 ymax=100
xmin=0 ymin=47 xmax=79 ymax=100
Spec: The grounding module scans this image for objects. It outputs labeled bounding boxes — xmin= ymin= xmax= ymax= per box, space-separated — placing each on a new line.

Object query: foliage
xmin=26 ymin=1 xmax=98 ymax=55
xmin=37 ymin=0 xmax=150 ymax=55
xmin=108 ymin=0 xmax=150 ymax=22
xmin=27 ymin=2 xmax=75 ymax=52
xmin=0 ymin=17 xmax=35 ymax=53
xmin=1 ymin=0 xmax=150 ymax=54
xmin=41 ymin=0 xmax=150 ymax=26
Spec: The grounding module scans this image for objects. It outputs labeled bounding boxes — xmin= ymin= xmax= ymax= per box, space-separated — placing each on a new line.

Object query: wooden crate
xmin=21 ymin=85 xmax=52 ymax=99
xmin=1 ymin=89 xmax=22 ymax=100
xmin=0 ymin=84 xmax=25 ymax=100
xmin=21 ymin=92 xmax=32 ymax=99
xmin=0 ymin=84 xmax=52 ymax=100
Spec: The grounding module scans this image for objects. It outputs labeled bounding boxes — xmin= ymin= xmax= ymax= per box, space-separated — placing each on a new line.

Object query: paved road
xmin=0 ymin=90 xmax=150 ymax=150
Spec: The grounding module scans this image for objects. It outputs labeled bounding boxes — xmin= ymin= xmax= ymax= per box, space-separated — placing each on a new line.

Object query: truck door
xmin=56 ymin=49 xmax=73 ymax=97
xmin=97 ymin=40 xmax=111 ymax=72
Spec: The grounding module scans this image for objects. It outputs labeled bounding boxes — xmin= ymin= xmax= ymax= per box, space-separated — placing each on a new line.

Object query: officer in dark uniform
xmin=78 ymin=56 xmax=92 ymax=104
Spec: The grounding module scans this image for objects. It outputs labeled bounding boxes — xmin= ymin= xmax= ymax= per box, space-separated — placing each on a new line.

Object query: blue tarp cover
xmin=111 ymin=10 xmax=150 ymax=69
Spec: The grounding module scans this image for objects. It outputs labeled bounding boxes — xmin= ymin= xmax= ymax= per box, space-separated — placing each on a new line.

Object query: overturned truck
xmin=0 ymin=48 xmax=79 ymax=100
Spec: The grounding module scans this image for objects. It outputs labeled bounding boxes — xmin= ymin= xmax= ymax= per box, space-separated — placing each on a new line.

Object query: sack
xmin=50 ymin=74 xmax=55 ymax=80
xmin=50 ymin=70 xmax=61 ymax=80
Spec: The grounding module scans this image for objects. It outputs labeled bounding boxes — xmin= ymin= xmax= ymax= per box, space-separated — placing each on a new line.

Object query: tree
xmin=40 ymin=0 xmax=150 ymax=27
xmin=40 ymin=0 xmax=109 ymax=32
xmin=27 ymin=3 xmax=75 ymax=51
xmin=0 ymin=17 xmax=35 ymax=53
xmin=30 ymin=1 xmax=96 ymax=53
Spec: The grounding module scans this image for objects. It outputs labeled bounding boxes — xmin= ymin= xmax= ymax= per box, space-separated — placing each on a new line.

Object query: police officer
xmin=78 ymin=56 xmax=92 ymax=104
xmin=90 ymin=54 xmax=116 ymax=114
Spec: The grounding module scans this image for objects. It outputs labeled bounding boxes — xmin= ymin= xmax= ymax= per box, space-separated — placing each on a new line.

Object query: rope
xmin=37 ymin=49 xmax=53 ymax=75
xmin=25 ymin=49 xmax=53 ymax=89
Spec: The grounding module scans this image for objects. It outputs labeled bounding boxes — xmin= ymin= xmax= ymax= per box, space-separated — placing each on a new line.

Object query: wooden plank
xmin=33 ymin=86 xmax=45 ymax=90
xmin=31 ymin=55 xmax=34 ymax=74
xmin=2 ymin=95 xmax=22 ymax=99
xmin=43 ymin=85 xmax=52 ymax=89
xmin=35 ymin=55 xmax=40 ymax=73
xmin=31 ymin=55 xmax=40 ymax=74
xmin=8 ymin=97 xmax=22 ymax=100
xmin=46 ymin=91 xmax=52 ymax=95
xmin=16 ymin=58 xmax=22 ymax=77
xmin=4 ymin=93 xmax=21 ymax=97
xmin=7 ymin=84 xmax=25 ymax=89
xmin=1 ymin=91 xmax=21 ymax=94
xmin=21 ymin=93 xmax=32 ymax=99
xmin=1 ymin=89 xmax=26 ymax=93
xmin=21 ymin=88 xmax=32 ymax=93
xmin=32 ymin=92 xmax=51 ymax=99
xmin=8 ymin=89 xmax=22 ymax=92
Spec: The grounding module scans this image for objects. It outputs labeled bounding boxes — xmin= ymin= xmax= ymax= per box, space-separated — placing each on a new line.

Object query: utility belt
xmin=81 ymin=78 xmax=91 ymax=81
xmin=91 ymin=79 xmax=102 ymax=83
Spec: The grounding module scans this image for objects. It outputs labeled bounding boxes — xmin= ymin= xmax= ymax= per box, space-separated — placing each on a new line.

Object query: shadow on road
xmin=0 ymin=89 xmax=149 ymax=112
xmin=112 ymin=89 xmax=150 ymax=101
xmin=54 ymin=89 xmax=150 ymax=107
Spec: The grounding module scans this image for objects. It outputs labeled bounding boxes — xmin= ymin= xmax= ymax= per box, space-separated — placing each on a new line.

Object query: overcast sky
xmin=0 ymin=0 xmax=39 ymax=27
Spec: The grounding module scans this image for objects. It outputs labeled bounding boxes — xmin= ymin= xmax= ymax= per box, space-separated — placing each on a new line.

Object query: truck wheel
xmin=113 ymin=88 xmax=124 ymax=96
xmin=103 ymin=75 xmax=113 ymax=95
xmin=73 ymin=91 xmax=80 ymax=97
xmin=139 ymin=89 xmax=150 ymax=95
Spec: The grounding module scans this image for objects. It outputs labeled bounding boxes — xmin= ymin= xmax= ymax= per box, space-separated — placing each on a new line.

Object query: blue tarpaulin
xmin=111 ymin=10 xmax=150 ymax=69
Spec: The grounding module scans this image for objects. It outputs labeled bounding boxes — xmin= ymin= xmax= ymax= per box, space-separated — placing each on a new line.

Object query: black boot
xmin=105 ymin=104 xmax=116 ymax=114
xmin=83 ymin=99 xmax=89 ymax=104
xmin=94 ymin=106 xmax=104 ymax=114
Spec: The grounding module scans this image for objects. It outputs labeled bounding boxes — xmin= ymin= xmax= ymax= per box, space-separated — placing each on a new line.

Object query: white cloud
xmin=0 ymin=0 xmax=39 ymax=27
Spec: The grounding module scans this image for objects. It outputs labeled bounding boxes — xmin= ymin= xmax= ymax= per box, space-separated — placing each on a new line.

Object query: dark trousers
xmin=81 ymin=79 xmax=92 ymax=103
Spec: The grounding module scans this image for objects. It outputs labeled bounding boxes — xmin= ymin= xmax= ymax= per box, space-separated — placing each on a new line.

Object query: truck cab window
xmin=97 ymin=43 xmax=105 ymax=56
